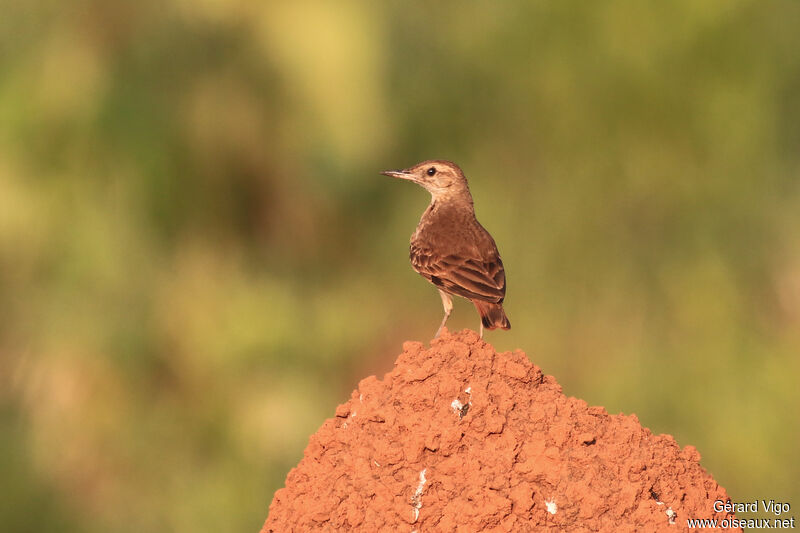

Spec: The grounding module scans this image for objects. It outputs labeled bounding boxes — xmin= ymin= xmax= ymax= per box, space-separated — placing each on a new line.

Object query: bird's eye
xmin=427 ymin=167 xmax=436 ymax=176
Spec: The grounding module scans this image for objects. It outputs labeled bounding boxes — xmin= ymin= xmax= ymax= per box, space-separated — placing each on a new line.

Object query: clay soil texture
xmin=263 ymin=329 xmax=738 ymax=532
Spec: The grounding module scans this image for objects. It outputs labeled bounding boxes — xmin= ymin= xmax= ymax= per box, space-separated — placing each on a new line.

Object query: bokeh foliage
xmin=1 ymin=1 xmax=799 ymax=531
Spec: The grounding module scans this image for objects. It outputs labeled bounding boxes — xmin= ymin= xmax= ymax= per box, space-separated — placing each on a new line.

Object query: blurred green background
xmin=2 ymin=1 xmax=799 ymax=531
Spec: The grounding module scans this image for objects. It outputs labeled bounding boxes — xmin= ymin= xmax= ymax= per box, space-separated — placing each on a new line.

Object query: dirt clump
xmin=262 ymin=329 xmax=737 ymax=532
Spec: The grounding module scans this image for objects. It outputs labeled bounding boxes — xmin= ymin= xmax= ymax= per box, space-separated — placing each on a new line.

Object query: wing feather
xmin=410 ymin=242 xmax=506 ymax=303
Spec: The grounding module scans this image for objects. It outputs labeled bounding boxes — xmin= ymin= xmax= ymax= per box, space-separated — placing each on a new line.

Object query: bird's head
xmin=381 ymin=160 xmax=471 ymax=201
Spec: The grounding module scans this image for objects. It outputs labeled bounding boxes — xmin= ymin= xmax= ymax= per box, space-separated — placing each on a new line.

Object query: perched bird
xmin=381 ymin=160 xmax=510 ymax=339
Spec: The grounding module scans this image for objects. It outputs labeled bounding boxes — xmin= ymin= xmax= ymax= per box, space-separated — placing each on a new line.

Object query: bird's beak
xmin=380 ymin=169 xmax=416 ymax=181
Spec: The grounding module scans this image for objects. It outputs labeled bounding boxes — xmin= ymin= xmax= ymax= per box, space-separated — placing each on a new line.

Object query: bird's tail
xmin=473 ymin=301 xmax=511 ymax=330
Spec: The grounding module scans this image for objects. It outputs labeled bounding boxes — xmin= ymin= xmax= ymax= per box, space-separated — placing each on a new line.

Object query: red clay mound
xmin=263 ymin=329 xmax=738 ymax=532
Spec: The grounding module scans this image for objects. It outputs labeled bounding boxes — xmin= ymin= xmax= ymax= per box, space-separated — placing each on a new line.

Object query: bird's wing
xmin=410 ymin=242 xmax=506 ymax=303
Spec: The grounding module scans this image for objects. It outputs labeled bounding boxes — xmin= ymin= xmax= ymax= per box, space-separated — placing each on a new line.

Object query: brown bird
xmin=381 ymin=160 xmax=510 ymax=339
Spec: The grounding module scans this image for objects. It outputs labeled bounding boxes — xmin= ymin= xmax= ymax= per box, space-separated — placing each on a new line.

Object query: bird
xmin=381 ymin=160 xmax=510 ymax=339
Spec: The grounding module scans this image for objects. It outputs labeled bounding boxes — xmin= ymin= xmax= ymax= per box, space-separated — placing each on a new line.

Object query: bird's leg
xmin=434 ymin=290 xmax=453 ymax=338
xmin=479 ymin=321 xmax=484 ymax=339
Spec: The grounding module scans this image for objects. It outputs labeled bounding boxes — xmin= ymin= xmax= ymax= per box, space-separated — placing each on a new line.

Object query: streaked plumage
xmin=381 ymin=160 xmax=510 ymax=338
